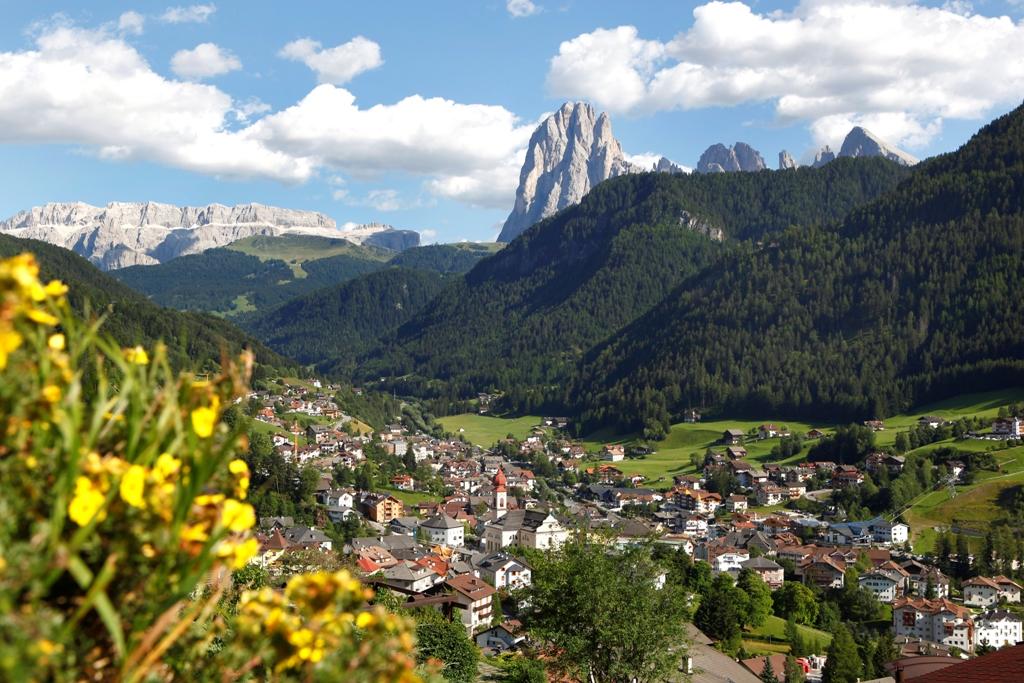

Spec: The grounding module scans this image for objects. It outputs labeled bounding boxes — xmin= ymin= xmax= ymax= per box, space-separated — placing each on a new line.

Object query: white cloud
xmin=160 ymin=4 xmax=216 ymax=24
xmin=0 ymin=25 xmax=310 ymax=181
xmin=547 ymin=0 xmax=1024 ymax=148
xmin=507 ymin=0 xmax=540 ymax=18
xmin=624 ymin=152 xmax=663 ymax=170
xmin=232 ymin=97 xmax=270 ymax=123
xmin=420 ymin=228 xmax=438 ymax=244
xmin=0 ymin=20 xmax=529 ymax=212
xmin=249 ymin=84 xmax=533 ymax=185
xmin=365 ymin=189 xmax=401 ymax=211
xmin=279 ymin=37 xmax=382 ymax=85
xmin=118 ymin=11 xmax=144 ymax=35
xmin=171 ymin=43 xmax=241 ymax=79
xmin=426 ymin=153 xmax=525 ymax=209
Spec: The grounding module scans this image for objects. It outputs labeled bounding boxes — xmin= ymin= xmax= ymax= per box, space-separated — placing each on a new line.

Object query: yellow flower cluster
xmin=66 ymin=449 xmax=258 ymax=568
xmin=0 ymin=253 xmax=67 ymax=370
xmin=191 ymin=393 xmax=221 ymax=439
xmin=178 ymin=490 xmax=258 ymax=569
xmin=236 ymin=571 xmax=420 ymax=678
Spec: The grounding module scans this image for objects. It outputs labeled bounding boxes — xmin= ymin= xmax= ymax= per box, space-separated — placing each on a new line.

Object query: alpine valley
xmin=3 ymin=100 xmax=1022 ymax=438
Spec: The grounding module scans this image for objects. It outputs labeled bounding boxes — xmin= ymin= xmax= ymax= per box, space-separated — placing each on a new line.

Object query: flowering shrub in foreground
xmin=0 ymin=253 xmax=423 ymax=681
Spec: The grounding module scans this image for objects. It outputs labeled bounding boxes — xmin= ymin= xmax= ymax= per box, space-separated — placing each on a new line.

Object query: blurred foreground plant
xmin=0 ymin=253 xmax=424 ymax=681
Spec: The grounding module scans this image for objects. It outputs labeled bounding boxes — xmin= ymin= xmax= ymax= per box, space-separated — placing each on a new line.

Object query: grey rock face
xmin=839 ymin=126 xmax=918 ymax=166
xmin=812 ymin=146 xmax=836 ymax=168
xmin=364 ymin=228 xmax=419 ymax=252
xmin=678 ymin=210 xmax=724 ymax=242
xmin=696 ymin=142 xmax=766 ymax=173
xmin=654 ymin=156 xmax=688 ymax=174
xmin=0 ymin=202 xmax=414 ymax=269
xmin=778 ymin=150 xmax=798 ymax=170
xmin=497 ymin=102 xmax=639 ymax=243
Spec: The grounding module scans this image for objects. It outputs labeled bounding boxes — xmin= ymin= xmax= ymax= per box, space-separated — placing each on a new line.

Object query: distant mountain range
xmin=498 ymin=102 xmax=917 ymax=242
xmin=0 ymin=201 xmax=419 ymax=270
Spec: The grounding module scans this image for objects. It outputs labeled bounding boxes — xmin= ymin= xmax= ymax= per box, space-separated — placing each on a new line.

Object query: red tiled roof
xmin=913 ymin=643 xmax=1024 ymax=682
xmin=446 ymin=574 xmax=496 ymax=601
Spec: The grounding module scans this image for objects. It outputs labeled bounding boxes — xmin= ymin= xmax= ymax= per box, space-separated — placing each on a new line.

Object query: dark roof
xmin=421 ymin=514 xmax=462 ymax=530
xmin=912 ymin=643 xmax=1024 ymax=682
xmin=741 ymin=556 xmax=783 ymax=571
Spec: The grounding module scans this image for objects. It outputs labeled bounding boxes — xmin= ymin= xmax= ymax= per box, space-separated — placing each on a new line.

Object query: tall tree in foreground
xmin=523 ymin=533 xmax=689 ymax=683
xmin=822 ymin=624 xmax=862 ymax=683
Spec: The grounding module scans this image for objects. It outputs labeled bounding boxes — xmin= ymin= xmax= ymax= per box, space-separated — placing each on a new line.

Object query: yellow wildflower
xmin=123 ymin=345 xmax=149 ymax=365
xmin=119 ymin=464 xmax=147 ymax=509
xmin=195 ymin=493 xmax=225 ymax=506
xmin=47 ymin=333 xmax=65 ymax=350
xmin=26 ymin=309 xmax=58 ymax=326
xmin=5 ymin=253 xmax=39 ymax=289
xmin=68 ymin=476 xmax=106 ymax=526
xmin=180 ymin=523 xmax=210 ymax=544
xmin=0 ymin=329 xmax=22 ymax=369
xmin=221 ymin=498 xmax=256 ymax=532
xmin=41 ymin=384 xmax=61 ymax=403
xmin=153 ymin=453 xmax=181 ymax=481
xmin=356 ymin=611 xmax=375 ymax=629
xmin=229 ymin=459 xmax=251 ymax=499
xmin=218 ymin=537 xmax=259 ymax=569
xmin=190 ymin=403 xmax=218 ymax=438
xmin=43 ymin=279 xmax=68 ymax=297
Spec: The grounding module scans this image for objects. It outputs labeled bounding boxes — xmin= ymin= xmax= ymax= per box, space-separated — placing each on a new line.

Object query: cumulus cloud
xmin=0 ymin=25 xmax=310 ymax=181
xmin=279 ymin=37 xmax=382 ymax=85
xmin=118 ymin=11 xmax=144 ymax=35
xmin=426 ymin=153 xmax=525 ymax=209
xmin=547 ymin=0 xmax=1024 ymax=148
xmin=420 ymin=228 xmax=438 ymax=244
xmin=0 ymin=20 xmax=530 ymax=211
xmin=248 ymin=84 xmax=534 ymax=181
xmin=507 ymin=0 xmax=540 ymax=18
xmin=171 ymin=43 xmax=241 ymax=79
xmin=160 ymin=4 xmax=216 ymax=24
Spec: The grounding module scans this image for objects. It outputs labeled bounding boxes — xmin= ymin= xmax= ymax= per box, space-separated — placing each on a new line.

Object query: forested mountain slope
xmin=356 ymin=158 xmax=909 ymax=409
xmin=575 ymin=103 xmax=1024 ymax=433
xmin=243 ymin=267 xmax=449 ymax=375
xmin=388 ymin=242 xmax=502 ymax=274
xmin=0 ymin=235 xmax=296 ymax=375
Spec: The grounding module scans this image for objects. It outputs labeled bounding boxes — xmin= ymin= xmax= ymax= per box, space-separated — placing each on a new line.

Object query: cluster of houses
xmin=243 ymin=404 xmax=1024 ymax=662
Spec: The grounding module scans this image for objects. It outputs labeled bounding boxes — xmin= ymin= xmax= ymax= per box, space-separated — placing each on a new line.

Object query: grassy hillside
xmin=225 ymin=234 xmax=391 ymax=277
xmin=388 ymin=242 xmax=502 ymax=274
xmin=0 ymin=235 xmax=297 ymax=376
xmin=437 ymin=413 xmax=545 ymax=447
xmin=114 ymin=235 xmax=390 ymax=316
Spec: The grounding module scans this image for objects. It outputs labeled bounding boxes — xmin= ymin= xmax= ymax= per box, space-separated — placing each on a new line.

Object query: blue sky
xmin=1 ymin=1 xmax=1023 ymax=242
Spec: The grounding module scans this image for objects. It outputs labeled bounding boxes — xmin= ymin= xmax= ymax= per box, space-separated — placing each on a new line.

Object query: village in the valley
xmin=242 ymin=379 xmax=1024 ymax=681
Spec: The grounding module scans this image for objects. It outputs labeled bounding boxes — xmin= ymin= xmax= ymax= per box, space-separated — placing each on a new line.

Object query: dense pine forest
xmin=351 ymin=156 xmax=910 ymax=413
xmin=242 ymin=267 xmax=450 ymax=375
xmin=0 ymin=235 xmax=297 ymax=376
xmin=574 ymin=104 xmax=1024 ymax=432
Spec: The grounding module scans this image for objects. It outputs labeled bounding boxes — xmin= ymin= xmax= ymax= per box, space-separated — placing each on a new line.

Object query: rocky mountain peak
xmin=497 ymin=102 xmax=639 ymax=243
xmin=696 ymin=142 xmax=766 ymax=173
xmin=839 ymin=126 xmax=918 ymax=166
xmin=812 ymin=145 xmax=836 ymax=168
xmin=779 ymin=150 xmax=798 ymax=170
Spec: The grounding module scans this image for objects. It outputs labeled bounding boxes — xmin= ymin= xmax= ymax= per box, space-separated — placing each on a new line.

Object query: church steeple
xmin=493 ymin=467 xmax=507 ymax=517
